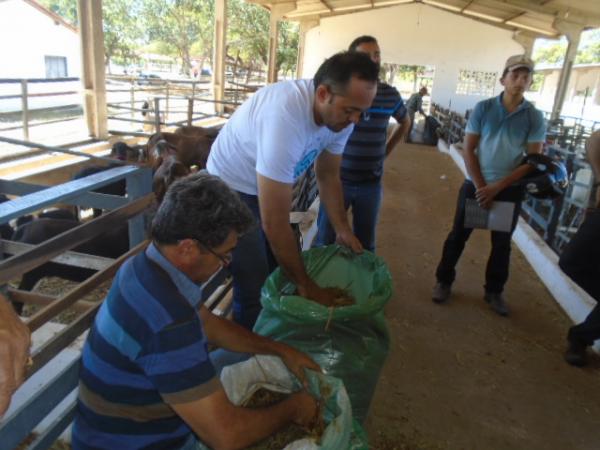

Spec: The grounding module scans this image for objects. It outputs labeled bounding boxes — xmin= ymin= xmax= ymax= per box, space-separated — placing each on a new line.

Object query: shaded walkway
xmin=365 ymin=143 xmax=600 ymax=450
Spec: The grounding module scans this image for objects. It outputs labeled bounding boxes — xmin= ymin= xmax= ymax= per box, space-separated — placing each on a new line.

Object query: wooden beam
xmin=460 ymin=0 xmax=475 ymax=13
xmin=267 ymin=3 xmax=296 ymax=84
xmin=25 ymin=240 xmax=148 ymax=333
xmin=320 ymin=0 xmax=333 ymax=11
xmin=7 ymin=288 xmax=96 ymax=313
xmin=212 ymin=0 xmax=227 ymax=114
xmin=77 ymin=0 xmax=108 ymax=139
xmin=486 ymin=0 xmax=599 ymax=27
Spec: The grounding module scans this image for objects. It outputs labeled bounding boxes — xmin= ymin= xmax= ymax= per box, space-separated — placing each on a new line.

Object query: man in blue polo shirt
xmin=432 ymin=55 xmax=545 ymax=316
xmin=314 ymin=36 xmax=410 ymax=252
xmin=72 ymin=173 xmax=321 ymax=450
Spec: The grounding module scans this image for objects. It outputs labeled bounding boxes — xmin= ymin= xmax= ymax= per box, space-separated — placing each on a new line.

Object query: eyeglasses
xmin=193 ymin=239 xmax=233 ymax=267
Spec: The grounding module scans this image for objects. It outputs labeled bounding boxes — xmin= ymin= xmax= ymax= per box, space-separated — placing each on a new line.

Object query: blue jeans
xmin=230 ymin=192 xmax=277 ymax=329
xmin=314 ymin=182 xmax=383 ymax=252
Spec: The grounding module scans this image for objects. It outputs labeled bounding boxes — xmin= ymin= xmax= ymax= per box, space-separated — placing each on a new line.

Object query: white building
xmin=530 ymin=62 xmax=600 ymax=121
xmin=0 ymin=0 xmax=80 ymax=79
xmin=301 ymin=3 xmax=525 ymax=116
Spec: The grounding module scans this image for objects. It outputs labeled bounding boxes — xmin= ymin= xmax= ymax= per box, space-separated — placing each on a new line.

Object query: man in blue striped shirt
xmin=314 ymin=36 xmax=411 ymax=252
xmin=72 ymin=173 xmax=321 ymax=450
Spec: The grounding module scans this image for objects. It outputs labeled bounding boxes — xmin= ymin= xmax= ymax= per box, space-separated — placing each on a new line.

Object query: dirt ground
xmin=365 ymin=143 xmax=600 ymax=450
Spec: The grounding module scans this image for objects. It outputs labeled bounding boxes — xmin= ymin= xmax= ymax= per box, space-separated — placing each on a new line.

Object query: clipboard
xmin=464 ymin=199 xmax=515 ymax=232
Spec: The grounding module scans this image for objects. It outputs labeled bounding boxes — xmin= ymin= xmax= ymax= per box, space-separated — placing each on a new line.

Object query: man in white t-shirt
xmin=207 ymin=51 xmax=379 ymax=328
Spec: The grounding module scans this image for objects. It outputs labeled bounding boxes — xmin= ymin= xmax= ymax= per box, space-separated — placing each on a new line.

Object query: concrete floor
xmin=365 ymin=143 xmax=600 ymax=450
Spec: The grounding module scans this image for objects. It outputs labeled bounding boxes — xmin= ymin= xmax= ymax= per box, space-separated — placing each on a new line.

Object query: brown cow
xmin=152 ymin=156 xmax=192 ymax=203
xmin=174 ymin=125 xmax=220 ymax=140
xmin=146 ymin=131 xmax=215 ymax=169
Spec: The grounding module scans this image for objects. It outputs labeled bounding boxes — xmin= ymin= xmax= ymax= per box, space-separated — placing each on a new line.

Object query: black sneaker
xmin=432 ymin=283 xmax=451 ymax=304
xmin=485 ymin=292 xmax=509 ymax=316
xmin=564 ymin=340 xmax=588 ymax=367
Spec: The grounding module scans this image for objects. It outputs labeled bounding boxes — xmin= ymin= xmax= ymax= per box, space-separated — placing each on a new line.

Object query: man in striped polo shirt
xmin=72 ymin=173 xmax=320 ymax=450
xmin=314 ymin=36 xmax=410 ymax=252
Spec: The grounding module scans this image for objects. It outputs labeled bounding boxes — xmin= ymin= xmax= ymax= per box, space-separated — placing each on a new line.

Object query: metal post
xmin=130 ymin=82 xmax=135 ymax=120
xmin=165 ymin=82 xmax=170 ymax=123
xmin=125 ymin=167 xmax=153 ymax=247
xmin=187 ymin=98 xmax=193 ymax=126
xmin=20 ymin=80 xmax=29 ymax=140
xmin=153 ymin=97 xmax=161 ymax=133
xmin=550 ymin=20 xmax=584 ymax=121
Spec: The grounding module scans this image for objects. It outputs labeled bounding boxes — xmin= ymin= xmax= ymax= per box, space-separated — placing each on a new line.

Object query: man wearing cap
xmin=431 ymin=55 xmax=545 ymax=316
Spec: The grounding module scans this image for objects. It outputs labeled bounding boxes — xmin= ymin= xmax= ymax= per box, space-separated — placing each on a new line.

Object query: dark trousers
xmin=559 ymin=209 xmax=600 ymax=346
xmin=435 ymin=180 xmax=524 ymax=294
xmin=230 ymin=192 xmax=277 ymax=330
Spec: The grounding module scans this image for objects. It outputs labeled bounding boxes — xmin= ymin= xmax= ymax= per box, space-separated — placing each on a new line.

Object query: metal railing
xmin=105 ymin=75 xmax=260 ymax=136
xmin=0 ymin=76 xmax=263 ymax=150
xmin=0 ymin=77 xmax=82 ymax=139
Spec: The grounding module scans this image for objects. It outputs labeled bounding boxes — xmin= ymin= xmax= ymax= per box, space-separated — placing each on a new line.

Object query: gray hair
xmin=151 ymin=171 xmax=254 ymax=248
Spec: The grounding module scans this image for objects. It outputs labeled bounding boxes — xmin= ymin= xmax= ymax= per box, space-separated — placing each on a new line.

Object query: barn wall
xmin=0 ymin=0 xmax=80 ymax=79
xmin=302 ymin=3 xmax=524 ymax=115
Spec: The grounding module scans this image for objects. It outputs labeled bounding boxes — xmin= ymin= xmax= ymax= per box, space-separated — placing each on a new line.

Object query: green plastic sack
xmin=254 ymin=245 xmax=393 ymax=424
xmin=198 ymin=355 xmax=367 ymax=450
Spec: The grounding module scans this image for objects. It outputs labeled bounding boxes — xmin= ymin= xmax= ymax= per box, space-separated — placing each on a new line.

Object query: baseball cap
xmin=504 ymin=54 xmax=534 ymax=72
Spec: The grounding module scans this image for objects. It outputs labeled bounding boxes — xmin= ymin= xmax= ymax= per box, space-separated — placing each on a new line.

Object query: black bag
xmin=423 ymin=116 xmax=441 ymax=146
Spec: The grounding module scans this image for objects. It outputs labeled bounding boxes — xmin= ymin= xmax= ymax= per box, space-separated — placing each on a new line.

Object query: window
xmin=45 ymin=56 xmax=67 ymax=78
xmin=456 ymin=70 xmax=496 ymax=96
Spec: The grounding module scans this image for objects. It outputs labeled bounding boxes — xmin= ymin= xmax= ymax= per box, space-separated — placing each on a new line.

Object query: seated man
xmin=72 ymin=172 xmax=320 ymax=450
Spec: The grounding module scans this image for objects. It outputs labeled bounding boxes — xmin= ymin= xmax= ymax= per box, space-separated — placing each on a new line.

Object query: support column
xmin=296 ymin=18 xmax=319 ymax=79
xmin=550 ymin=20 xmax=584 ymax=121
xmin=512 ymin=31 xmax=536 ymax=58
xmin=77 ymin=0 xmax=108 ymax=139
xmin=212 ymin=0 xmax=227 ymax=114
xmin=267 ymin=3 xmax=295 ymax=84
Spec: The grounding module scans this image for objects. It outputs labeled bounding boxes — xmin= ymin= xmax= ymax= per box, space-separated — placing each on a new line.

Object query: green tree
xmin=103 ymin=0 xmax=143 ymax=70
xmin=534 ymin=42 xmax=566 ymax=64
xmin=534 ymin=29 xmax=600 ymax=65
xmin=141 ymin=0 xmax=214 ymax=74
xmin=226 ymin=0 xmax=298 ymax=79
xmin=39 ymin=0 xmax=78 ymax=24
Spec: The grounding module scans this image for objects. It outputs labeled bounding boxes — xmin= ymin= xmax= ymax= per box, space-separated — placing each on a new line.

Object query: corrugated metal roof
xmin=249 ymin=0 xmax=600 ymax=38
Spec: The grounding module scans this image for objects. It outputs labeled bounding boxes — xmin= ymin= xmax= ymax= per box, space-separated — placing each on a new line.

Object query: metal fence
xmin=0 ymin=76 xmax=263 ymax=148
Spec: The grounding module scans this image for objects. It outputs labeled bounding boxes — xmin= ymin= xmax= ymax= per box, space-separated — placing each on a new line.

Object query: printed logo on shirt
xmin=294 ymin=149 xmax=319 ymax=179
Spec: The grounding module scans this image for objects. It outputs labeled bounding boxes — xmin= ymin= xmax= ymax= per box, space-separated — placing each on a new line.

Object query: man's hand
xmin=299 ymin=281 xmax=352 ymax=307
xmin=289 ymin=390 xmax=320 ymax=428
xmin=475 ymin=183 xmax=501 ymax=209
xmin=276 ymin=343 xmax=321 ymax=387
xmin=0 ymin=297 xmax=31 ymax=417
xmin=335 ymin=228 xmax=363 ymax=254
